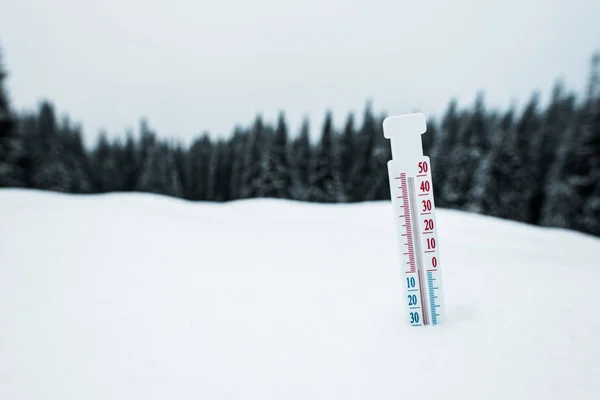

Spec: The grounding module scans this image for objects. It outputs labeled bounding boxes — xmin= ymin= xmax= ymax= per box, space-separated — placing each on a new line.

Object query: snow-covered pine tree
xmin=469 ymin=107 xmax=515 ymax=214
xmin=571 ymin=97 xmax=600 ymax=233
xmin=431 ymin=99 xmax=462 ymax=208
xmin=529 ymin=82 xmax=577 ymax=224
xmin=262 ymin=112 xmax=293 ymax=199
xmin=0 ymin=48 xmax=25 ymax=187
xmin=228 ymin=127 xmax=248 ymax=200
xmin=254 ymin=121 xmax=276 ymax=198
xmin=91 ymin=132 xmax=122 ymax=192
xmin=308 ymin=110 xmax=344 ymax=202
xmin=27 ymin=102 xmax=72 ymax=192
xmin=479 ymin=95 xmax=541 ymax=222
xmin=340 ymin=112 xmax=356 ymax=199
xmin=187 ymin=133 xmax=213 ymax=200
xmin=206 ymin=139 xmax=221 ymax=201
xmin=240 ymin=115 xmax=268 ymax=198
xmin=348 ymin=102 xmax=377 ymax=202
xmin=136 ymin=140 xmax=184 ymax=198
xmin=542 ymin=55 xmax=600 ymax=231
xmin=443 ymin=92 xmax=489 ymax=210
xmin=58 ymin=117 xmax=93 ymax=193
xmin=117 ymin=131 xmax=140 ymax=192
xmin=290 ymin=117 xmax=312 ymax=201
xmin=208 ymin=139 xmax=234 ymax=201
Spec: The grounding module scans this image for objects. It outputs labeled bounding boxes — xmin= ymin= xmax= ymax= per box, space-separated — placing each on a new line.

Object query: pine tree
xmin=117 ymin=131 xmax=140 ymax=192
xmin=478 ymin=95 xmax=541 ymax=222
xmin=340 ymin=112 xmax=356 ymax=199
xmin=172 ymin=143 xmax=188 ymax=197
xmin=59 ymin=118 xmax=93 ymax=193
xmin=187 ymin=133 xmax=213 ymax=200
xmin=309 ymin=110 xmax=344 ymax=202
xmin=349 ymin=102 xmax=378 ymax=201
xmin=240 ymin=115 xmax=268 ymax=198
xmin=0 ymin=47 xmax=25 ymax=187
xmin=469 ymin=107 xmax=515 ymax=213
xmin=206 ymin=139 xmax=234 ymax=201
xmin=136 ymin=141 xmax=184 ymax=197
xmin=431 ymin=99 xmax=462 ymax=207
xmin=92 ymin=132 xmax=122 ymax=192
xmin=290 ymin=117 xmax=312 ymax=201
xmin=27 ymin=102 xmax=72 ymax=192
xmin=540 ymin=55 xmax=600 ymax=229
xmin=261 ymin=112 xmax=293 ymax=199
xmin=571 ymin=97 xmax=600 ymax=233
xmin=530 ymin=83 xmax=577 ymax=224
xmin=444 ymin=92 xmax=489 ymax=210
xmin=228 ymin=127 xmax=248 ymax=200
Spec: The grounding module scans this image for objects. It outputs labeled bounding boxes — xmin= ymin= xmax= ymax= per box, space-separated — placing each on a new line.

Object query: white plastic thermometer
xmin=383 ymin=113 xmax=445 ymax=327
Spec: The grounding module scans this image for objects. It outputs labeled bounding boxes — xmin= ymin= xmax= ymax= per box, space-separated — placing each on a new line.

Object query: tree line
xmin=1 ymin=48 xmax=599 ymax=237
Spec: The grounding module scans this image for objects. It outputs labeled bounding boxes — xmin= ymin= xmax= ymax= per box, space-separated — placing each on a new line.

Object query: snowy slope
xmin=1 ymin=188 xmax=599 ymax=400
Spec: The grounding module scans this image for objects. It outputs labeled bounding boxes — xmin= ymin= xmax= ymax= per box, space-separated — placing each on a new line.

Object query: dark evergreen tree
xmin=340 ymin=112 xmax=356 ymax=198
xmin=26 ymin=102 xmax=73 ymax=192
xmin=431 ymin=99 xmax=462 ymax=207
xmin=133 ymin=119 xmax=185 ymax=196
xmin=443 ymin=92 xmax=489 ymax=210
xmin=261 ymin=112 xmax=293 ymax=198
xmin=187 ymin=133 xmax=213 ymax=200
xmin=349 ymin=102 xmax=378 ymax=201
xmin=91 ymin=132 xmax=122 ymax=192
xmin=117 ymin=131 xmax=140 ymax=192
xmin=240 ymin=115 xmax=268 ymax=198
xmin=309 ymin=110 xmax=344 ymax=202
xmin=206 ymin=139 xmax=234 ymax=201
xmin=229 ymin=127 xmax=248 ymax=200
xmin=477 ymin=95 xmax=541 ymax=222
xmin=570 ymin=98 xmax=600 ymax=233
xmin=0 ymin=48 xmax=25 ymax=187
xmin=290 ymin=117 xmax=312 ymax=200
xmin=530 ymin=83 xmax=577 ymax=224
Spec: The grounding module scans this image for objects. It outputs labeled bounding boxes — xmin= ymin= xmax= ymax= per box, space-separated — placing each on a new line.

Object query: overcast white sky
xmin=1 ymin=0 xmax=600 ymax=145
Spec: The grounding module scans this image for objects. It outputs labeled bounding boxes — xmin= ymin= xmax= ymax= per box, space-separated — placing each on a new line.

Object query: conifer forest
xmin=1 ymin=47 xmax=600 ymax=237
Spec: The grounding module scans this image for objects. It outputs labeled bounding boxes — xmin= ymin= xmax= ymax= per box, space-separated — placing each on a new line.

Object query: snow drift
xmin=1 ymin=188 xmax=599 ymax=399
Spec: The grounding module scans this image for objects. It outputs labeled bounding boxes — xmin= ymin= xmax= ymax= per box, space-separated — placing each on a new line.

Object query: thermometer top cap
xmin=382 ymin=113 xmax=427 ymax=162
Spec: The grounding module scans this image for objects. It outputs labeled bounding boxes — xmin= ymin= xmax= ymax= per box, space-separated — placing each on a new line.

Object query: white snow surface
xmin=1 ymin=188 xmax=599 ymax=399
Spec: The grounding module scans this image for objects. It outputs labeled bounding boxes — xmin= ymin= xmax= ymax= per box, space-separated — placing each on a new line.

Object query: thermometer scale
xmin=383 ymin=113 xmax=445 ymax=327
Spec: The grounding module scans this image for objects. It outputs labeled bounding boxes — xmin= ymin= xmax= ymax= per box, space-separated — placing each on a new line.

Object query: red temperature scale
xmin=383 ymin=113 xmax=445 ymax=327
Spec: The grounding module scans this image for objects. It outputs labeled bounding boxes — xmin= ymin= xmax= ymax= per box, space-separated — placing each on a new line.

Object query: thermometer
xmin=383 ymin=113 xmax=445 ymax=327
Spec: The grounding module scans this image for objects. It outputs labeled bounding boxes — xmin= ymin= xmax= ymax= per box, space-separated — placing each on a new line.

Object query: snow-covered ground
xmin=1 ymin=188 xmax=599 ymax=400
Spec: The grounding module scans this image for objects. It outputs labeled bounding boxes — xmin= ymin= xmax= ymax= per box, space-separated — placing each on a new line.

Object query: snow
xmin=1 ymin=188 xmax=599 ymax=399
